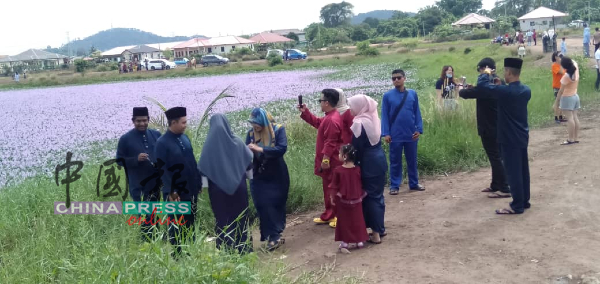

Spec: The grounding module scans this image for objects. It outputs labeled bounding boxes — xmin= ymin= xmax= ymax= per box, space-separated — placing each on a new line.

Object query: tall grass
xmin=1 ymin=45 xmax=598 ymax=283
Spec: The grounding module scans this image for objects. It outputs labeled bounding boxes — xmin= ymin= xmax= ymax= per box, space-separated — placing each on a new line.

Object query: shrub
xmin=96 ymin=65 xmax=110 ymax=72
xmin=237 ymin=47 xmax=253 ymax=56
xmin=401 ymin=39 xmax=419 ymax=50
xmin=397 ymin=48 xmax=409 ymax=54
xmin=61 ymin=64 xmax=69 ymax=70
xmin=464 ymin=47 xmax=473 ymax=54
xmin=356 ymin=40 xmax=380 ymax=56
xmin=464 ymin=29 xmax=490 ymax=40
xmin=267 ymin=53 xmax=283 ymax=66
xmin=449 ymin=47 xmax=456 ymax=52
xmin=307 ymin=58 xmax=314 ymax=62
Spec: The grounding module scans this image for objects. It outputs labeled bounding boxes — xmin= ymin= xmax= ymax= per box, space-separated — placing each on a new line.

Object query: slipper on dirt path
xmin=389 ymin=188 xmax=399 ymax=195
xmin=495 ymin=208 xmax=518 ymax=214
xmin=481 ymin=187 xmax=496 ymax=193
xmin=369 ymin=232 xmax=387 ymax=238
xmin=561 ymin=140 xmax=576 ymax=145
xmin=488 ymin=192 xmax=511 ymax=198
xmin=367 ymin=238 xmax=382 ymax=244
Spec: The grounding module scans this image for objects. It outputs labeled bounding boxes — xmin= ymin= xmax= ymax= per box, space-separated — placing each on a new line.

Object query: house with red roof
xmin=173 ymin=36 xmax=255 ymax=57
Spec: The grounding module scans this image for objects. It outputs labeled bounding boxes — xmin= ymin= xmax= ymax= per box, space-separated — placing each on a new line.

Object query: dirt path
xmin=266 ymin=105 xmax=600 ymax=283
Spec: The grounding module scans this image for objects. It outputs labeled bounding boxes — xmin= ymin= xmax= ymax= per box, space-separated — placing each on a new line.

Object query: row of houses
xmin=0 ymin=29 xmax=306 ymax=69
xmin=451 ymin=7 xmax=570 ymax=32
xmin=102 ymin=29 xmax=305 ymax=62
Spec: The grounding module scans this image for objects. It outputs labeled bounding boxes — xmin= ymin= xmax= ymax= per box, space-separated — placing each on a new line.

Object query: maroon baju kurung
xmin=340 ymin=110 xmax=355 ymax=145
xmin=329 ymin=166 xmax=369 ymax=243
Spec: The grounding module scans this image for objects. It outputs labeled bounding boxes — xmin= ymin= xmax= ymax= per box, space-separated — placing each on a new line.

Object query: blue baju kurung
xmin=381 ymin=88 xmax=423 ymax=189
xmin=476 ymin=74 xmax=531 ymax=213
xmin=245 ymin=125 xmax=290 ymax=243
xmin=352 ymin=126 xmax=387 ymax=234
xmin=154 ymin=130 xmax=201 ymax=254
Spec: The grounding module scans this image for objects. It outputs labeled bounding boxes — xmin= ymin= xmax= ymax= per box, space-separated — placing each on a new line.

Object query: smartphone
xmin=298 ymin=95 xmax=303 ymax=107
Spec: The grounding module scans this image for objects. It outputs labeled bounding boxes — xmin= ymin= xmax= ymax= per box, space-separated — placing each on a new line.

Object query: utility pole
xmin=66 ymin=32 xmax=70 ymax=57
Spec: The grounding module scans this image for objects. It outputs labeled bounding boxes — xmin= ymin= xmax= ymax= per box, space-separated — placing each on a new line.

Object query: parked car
xmin=284 ymin=49 xmax=307 ymax=60
xmin=200 ymin=55 xmax=229 ymax=66
xmin=147 ymin=59 xmax=176 ymax=70
xmin=173 ymin=58 xmax=189 ymax=65
xmin=266 ymin=49 xmax=284 ymax=59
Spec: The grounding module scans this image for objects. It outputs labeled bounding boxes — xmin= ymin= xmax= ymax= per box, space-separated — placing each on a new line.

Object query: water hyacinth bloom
xmin=0 ymin=64 xmax=405 ymax=188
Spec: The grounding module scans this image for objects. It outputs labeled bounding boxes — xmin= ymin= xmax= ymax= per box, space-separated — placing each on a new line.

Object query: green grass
xmin=1 ymin=44 xmax=599 ymax=283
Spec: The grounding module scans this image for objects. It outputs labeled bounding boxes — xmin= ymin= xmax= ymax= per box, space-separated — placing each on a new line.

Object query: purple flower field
xmin=0 ymin=66 xmax=393 ymax=187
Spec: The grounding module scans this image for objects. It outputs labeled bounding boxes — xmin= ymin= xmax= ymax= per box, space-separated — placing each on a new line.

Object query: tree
xmin=286 ymin=32 xmax=300 ymax=41
xmin=162 ymin=49 xmax=173 ymax=60
xmin=320 ymin=1 xmax=354 ymax=28
xmin=350 ymin=24 xmax=372 ymax=41
xmin=76 ymin=47 xmax=87 ymax=57
xmin=391 ymin=11 xmax=411 ymax=20
xmin=376 ymin=18 xmax=419 ymax=38
xmin=89 ymin=45 xmax=97 ymax=55
xmin=363 ymin=17 xmax=380 ymax=29
xmin=491 ymin=0 xmax=534 ymax=17
xmin=477 ymin=9 xmax=491 ymax=17
xmin=416 ymin=6 xmax=454 ymax=35
xmin=436 ymin=0 xmax=483 ymax=18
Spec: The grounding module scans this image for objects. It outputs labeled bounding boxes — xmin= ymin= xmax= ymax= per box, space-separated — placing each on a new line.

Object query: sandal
xmin=369 ymin=232 xmax=387 ymax=238
xmin=481 ymin=187 xmax=496 ymax=193
xmin=495 ymin=208 xmax=518 ymax=215
xmin=313 ymin=217 xmax=330 ymax=224
xmin=266 ymin=238 xmax=285 ymax=252
xmin=339 ymin=242 xmax=351 ymax=254
xmin=488 ymin=192 xmax=511 ymax=198
xmin=389 ymin=188 xmax=399 ymax=195
xmin=561 ymin=140 xmax=576 ymax=145
xmin=329 ymin=218 xmax=337 ymax=228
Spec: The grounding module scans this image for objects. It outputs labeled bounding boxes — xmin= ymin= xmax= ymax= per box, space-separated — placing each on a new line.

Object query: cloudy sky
xmin=1 ymin=0 xmax=496 ymax=55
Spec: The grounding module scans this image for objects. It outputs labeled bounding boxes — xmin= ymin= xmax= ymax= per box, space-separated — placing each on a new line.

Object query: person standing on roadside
xmin=299 ymin=89 xmax=344 ymax=228
xmin=593 ymin=27 xmax=600 ymax=53
xmin=584 ymin=23 xmax=591 ymax=58
xmin=476 ymin=58 xmax=531 ymax=215
xmin=381 ymin=69 xmax=425 ymax=195
xmin=458 ymin=58 xmax=511 ymax=199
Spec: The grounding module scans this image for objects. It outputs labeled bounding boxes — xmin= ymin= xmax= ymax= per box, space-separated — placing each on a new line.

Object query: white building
xmin=518 ymin=6 xmax=568 ymax=32
xmin=172 ymin=36 xmax=255 ymax=57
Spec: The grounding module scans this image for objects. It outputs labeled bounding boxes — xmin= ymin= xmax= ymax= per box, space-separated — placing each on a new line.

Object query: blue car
xmin=285 ymin=49 xmax=307 ymax=60
xmin=173 ymin=58 xmax=189 ymax=65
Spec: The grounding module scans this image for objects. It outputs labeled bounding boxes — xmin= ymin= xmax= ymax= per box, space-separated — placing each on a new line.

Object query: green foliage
xmin=267 ymin=52 xmax=284 ymax=66
xmin=464 ymin=47 xmax=473 ymax=54
xmin=433 ymin=24 xmax=461 ymax=41
xmin=362 ymin=17 xmax=380 ymax=28
xmin=356 ymin=40 xmax=380 ymax=56
xmin=320 ymin=1 xmax=354 ymax=27
xmin=350 ymin=24 xmax=372 ymax=41
xmin=495 ymin=16 xmax=518 ymax=34
xmin=162 ymin=49 xmax=173 ymax=60
xmin=417 ymin=5 xmax=455 ymax=35
xmin=285 ymin=32 xmax=299 ymax=42
xmin=74 ymin=59 xmax=91 ymax=73
xmin=376 ymin=18 xmax=419 ymax=38
xmin=436 ymin=0 xmax=483 ymax=17
xmin=449 ymin=46 xmax=456 ymax=52
xmin=463 ymin=29 xmax=491 ymax=40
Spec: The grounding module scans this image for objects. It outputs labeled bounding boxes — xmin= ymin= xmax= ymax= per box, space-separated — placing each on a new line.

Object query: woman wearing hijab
xmin=199 ymin=114 xmax=254 ymax=254
xmin=245 ymin=108 xmax=290 ymax=251
xmin=334 ymin=88 xmax=355 ymax=144
xmin=347 ymin=94 xmax=388 ymax=244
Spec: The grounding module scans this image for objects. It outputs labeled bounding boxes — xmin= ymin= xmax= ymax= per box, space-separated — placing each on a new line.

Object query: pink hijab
xmin=347 ymin=94 xmax=381 ymax=146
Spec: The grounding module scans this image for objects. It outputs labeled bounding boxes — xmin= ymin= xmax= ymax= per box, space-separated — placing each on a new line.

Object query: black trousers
xmin=499 ymin=144 xmax=531 ymax=213
xmin=596 ymin=68 xmax=600 ymax=90
xmin=481 ymin=135 xmax=510 ymax=193
xmin=163 ymin=193 xmax=198 ymax=255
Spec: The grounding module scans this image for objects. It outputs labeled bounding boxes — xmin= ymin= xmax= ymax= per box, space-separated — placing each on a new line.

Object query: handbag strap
xmin=389 ymin=90 xmax=409 ymax=131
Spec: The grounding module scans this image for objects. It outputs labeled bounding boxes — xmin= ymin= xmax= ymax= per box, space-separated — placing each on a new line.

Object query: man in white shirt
xmin=595 ymin=48 xmax=600 ymax=91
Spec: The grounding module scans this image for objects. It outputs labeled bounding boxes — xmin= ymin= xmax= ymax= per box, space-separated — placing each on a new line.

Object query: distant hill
xmin=46 ymin=28 xmax=200 ymax=56
xmin=351 ymin=10 xmax=415 ymax=25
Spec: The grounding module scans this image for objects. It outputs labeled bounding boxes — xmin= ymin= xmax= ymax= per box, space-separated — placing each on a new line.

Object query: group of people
xmin=119 ymin=59 xmax=155 ymax=74
xmin=117 ymin=106 xmax=290 ymax=258
xmin=115 ymin=56 xmax=544 ymax=257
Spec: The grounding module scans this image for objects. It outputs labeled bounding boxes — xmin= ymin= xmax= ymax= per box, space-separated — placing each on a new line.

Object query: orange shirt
xmin=552 ymin=63 xmax=563 ymax=89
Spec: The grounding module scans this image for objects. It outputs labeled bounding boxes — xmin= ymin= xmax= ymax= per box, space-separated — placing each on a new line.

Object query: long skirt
xmin=251 ymin=177 xmax=289 ymax=242
xmin=208 ymin=177 xmax=252 ymax=254
xmin=335 ymin=196 xmax=369 ymax=243
xmin=362 ymin=175 xmax=386 ymax=234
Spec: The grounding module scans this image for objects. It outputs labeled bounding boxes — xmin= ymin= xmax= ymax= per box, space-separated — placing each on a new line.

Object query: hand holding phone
xmin=298 ymin=95 xmax=303 ymax=107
